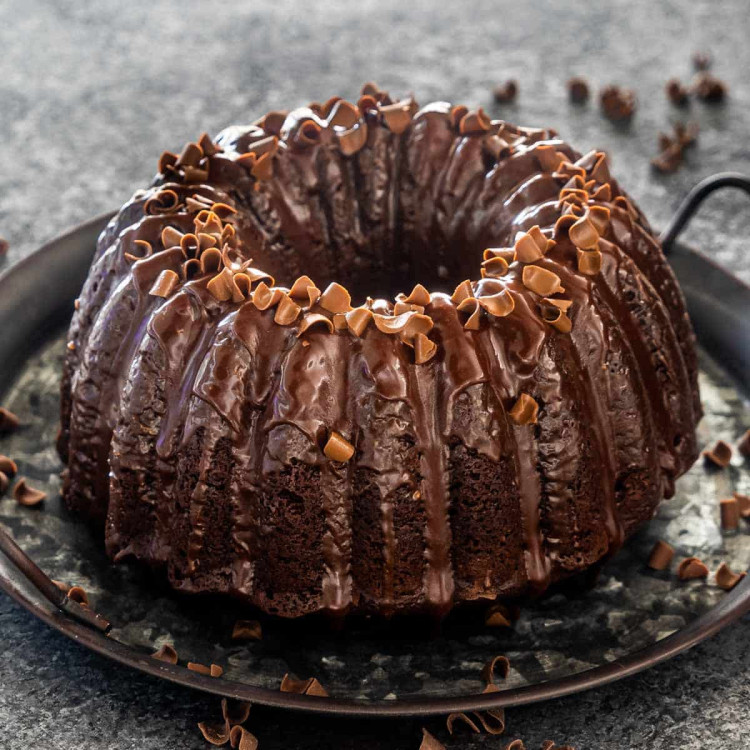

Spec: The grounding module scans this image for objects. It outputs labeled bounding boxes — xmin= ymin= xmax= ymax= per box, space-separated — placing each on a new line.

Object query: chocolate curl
xmin=703 ymin=439 xmax=732 ymax=468
xmin=677 ymin=556 xmax=709 ymax=580
xmin=450 ymin=279 xmax=474 ymax=305
xmin=414 ymin=333 xmax=438 ymax=364
xmin=200 ymin=247 xmax=223 ymax=275
xmin=478 ymin=290 xmax=515 ymax=318
xmin=124 ymin=239 xmax=153 ymax=263
xmin=324 ymin=432 xmax=355 ymax=463
xmin=419 ymin=729 xmax=446 ymax=750
xmin=535 ymin=144 xmax=566 ymax=172
xmin=509 ymin=393 xmax=539 ymax=425
xmin=457 ymin=297 xmax=483 ymax=331
xmin=274 ymin=294 xmax=301 ymax=326
xmin=647 ymin=540 xmax=675 ymax=571
xmin=459 ymin=107 xmax=491 ymax=136
xmin=716 ymin=562 xmax=746 ymax=591
xmin=151 ymin=644 xmax=178 ymax=664
xmin=380 ymin=101 xmax=413 ymax=134
xmin=207 ymin=268 xmax=235 ymax=302
xmin=229 ymin=726 xmax=258 ymax=750
xmin=319 ymin=282 xmax=352 ymax=314
xmin=161 ymin=225 xmax=184 ymax=249
xmin=231 ymin=620 xmax=262 ymax=642
xmin=144 ymin=189 xmax=180 ymax=215
xmin=298 ymin=313 xmax=335 ymax=336
xmin=345 ymin=307 xmax=373 ymax=337
xmin=149 ymin=269 xmax=180 ymax=298
xmin=522 ymin=265 xmax=565 ymax=296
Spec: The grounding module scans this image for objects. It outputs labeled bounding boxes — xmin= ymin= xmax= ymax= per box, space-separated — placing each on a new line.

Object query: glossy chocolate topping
xmin=59 ymin=83 xmax=701 ymax=619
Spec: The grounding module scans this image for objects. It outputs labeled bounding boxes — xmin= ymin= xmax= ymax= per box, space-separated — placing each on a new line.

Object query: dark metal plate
xmin=0 ymin=214 xmax=749 ymax=717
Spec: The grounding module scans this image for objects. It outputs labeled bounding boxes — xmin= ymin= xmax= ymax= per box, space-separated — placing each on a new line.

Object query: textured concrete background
xmin=1 ymin=1 xmax=749 ymax=748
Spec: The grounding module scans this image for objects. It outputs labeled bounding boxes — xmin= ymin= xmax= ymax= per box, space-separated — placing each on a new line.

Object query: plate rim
xmin=1 ymin=213 xmax=749 ymax=718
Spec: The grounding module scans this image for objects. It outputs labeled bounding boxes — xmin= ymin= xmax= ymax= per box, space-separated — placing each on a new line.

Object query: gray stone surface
xmin=0 ymin=0 xmax=749 ymax=748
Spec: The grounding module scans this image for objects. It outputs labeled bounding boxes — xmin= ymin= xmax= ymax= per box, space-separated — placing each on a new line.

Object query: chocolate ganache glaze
xmin=59 ymin=83 xmax=701 ymax=619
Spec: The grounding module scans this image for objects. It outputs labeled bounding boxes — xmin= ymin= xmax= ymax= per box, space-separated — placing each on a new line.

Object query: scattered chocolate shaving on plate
xmin=67 ymin=585 xmax=89 ymax=606
xmin=485 ymin=603 xmax=513 ymax=627
xmin=720 ymin=497 xmax=740 ymax=531
xmin=567 ymin=77 xmax=589 ymax=104
xmin=692 ymin=51 xmax=712 ymax=70
xmin=197 ymin=719 xmax=230 ymax=746
xmin=716 ymin=562 xmax=746 ymax=591
xmin=0 ymin=407 xmax=20 ymax=434
xmin=231 ymin=619 xmax=262 ymax=641
xmin=446 ymin=712 xmax=481 ymax=735
xmin=734 ymin=492 xmax=750 ymax=518
xmin=693 ymin=72 xmax=727 ymax=102
xmin=737 ymin=429 xmax=750 ymax=458
xmin=187 ymin=662 xmax=212 ymax=676
xmin=0 ymin=455 xmax=17 ymax=476
xmin=666 ymin=78 xmax=689 ymax=106
xmin=151 ymin=644 xmax=178 ymax=664
xmin=647 ymin=540 xmax=675 ymax=570
xmin=493 ymin=80 xmax=518 ymax=104
xmin=419 ymin=728 xmax=446 ymax=750
xmin=222 ymin=698 xmax=252 ymax=726
xmin=280 ymin=673 xmax=329 ymax=696
xmin=703 ymin=439 xmax=732 ymax=467
xmin=0 ymin=472 xmax=8 ymax=494
xmin=599 ymin=85 xmax=636 ymax=121
xmin=677 ymin=557 xmax=709 ymax=580
xmin=482 ymin=654 xmax=511 ymax=687
xmin=13 ymin=477 xmax=46 ymax=507
xmin=229 ymin=725 xmax=258 ymax=750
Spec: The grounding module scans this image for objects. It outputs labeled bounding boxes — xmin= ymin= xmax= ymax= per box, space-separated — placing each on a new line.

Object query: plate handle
xmin=660 ymin=172 xmax=750 ymax=254
xmin=0 ymin=522 xmax=110 ymax=633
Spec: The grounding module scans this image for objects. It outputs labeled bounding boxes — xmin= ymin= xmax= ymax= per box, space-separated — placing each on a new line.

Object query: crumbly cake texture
xmin=59 ymin=83 xmax=701 ymax=619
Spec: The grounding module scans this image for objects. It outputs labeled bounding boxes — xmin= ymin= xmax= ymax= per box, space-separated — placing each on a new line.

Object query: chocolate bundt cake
xmin=59 ymin=84 xmax=701 ymax=619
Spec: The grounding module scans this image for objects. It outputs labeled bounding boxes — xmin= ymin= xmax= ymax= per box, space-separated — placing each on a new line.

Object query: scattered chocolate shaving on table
xmin=0 ymin=407 xmax=20 ymax=434
xmin=151 ymin=644 xmax=178 ymax=664
xmin=734 ymin=491 xmax=750 ymax=518
xmin=229 ymin=725 xmax=258 ymax=750
xmin=651 ymin=122 xmax=698 ymax=173
xmin=541 ymin=743 xmax=575 ymax=750
xmin=677 ymin=557 xmax=709 ymax=580
xmin=222 ymin=698 xmax=252 ymax=726
xmin=651 ymin=143 xmax=683 ymax=174
xmin=482 ymin=654 xmax=511 ymax=687
xmin=0 ymin=455 xmax=17 ymax=476
xmin=493 ymin=80 xmax=518 ymax=104
xmin=198 ymin=719 xmax=230 ymax=746
xmin=692 ymin=51 xmax=712 ymax=70
xmin=0 ymin=472 xmax=8 ymax=494
xmin=446 ymin=712 xmax=481 ymax=735
xmin=210 ymin=664 xmax=224 ymax=678
xmin=720 ymin=497 xmax=740 ymax=531
xmin=472 ymin=708 xmax=506 ymax=735
xmin=599 ymin=85 xmax=636 ymax=121
xmin=0 ymin=238 xmax=8 ymax=257
xmin=666 ymin=78 xmax=689 ymax=106
xmin=737 ymin=429 xmax=750 ymax=458
xmin=12 ymin=477 xmax=46 ymax=506
xmin=419 ymin=728 xmax=446 ymax=750
xmin=232 ymin=619 xmax=262 ymax=641
xmin=504 ymin=741 xmax=525 ymax=750
xmin=567 ymin=77 xmax=589 ymax=104
xmin=280 ymin=673 xmax=329 ymax=697
xmin=647 ymin=540 xmax=675 ymax=570
xmin=716 ymin=562 xmax=746 ymax=591
xmin=693 ymin=72 xmax=727 ymax=102
xmin=703 ymin=439 xmax=732 ymax=468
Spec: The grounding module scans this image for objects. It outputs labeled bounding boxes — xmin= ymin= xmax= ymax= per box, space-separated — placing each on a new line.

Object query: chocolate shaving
xmin=152 ymin=644 xmax=178 ymax=664
xmin=734 ymin=491 xmax=750 ymax=518
xmin=720 ymin=497 xmax=740 ymax=531
xmin=414 ymin=333 xmax=437 ymax=365
xmin=737 ymin=429 xmax=750 ymax=458
xmin=716 ymin=562 xmax=746 ymax=591
xmin=592 ymin=183 xmax=612 ymax=202
xmin=451 ymin=279 xmax=474 ymax=305
xmin=13 ymin=477 xmax=46 ymax=507
xmin=647 ymin=540 xmax=675 ymax=571
xmin=459 ymin=108 xmax=491 ymax=136
xmin=482 ymin=256 xmax=510 ymax=278
xmin=197 ymin=720 xmax=230 ymax=746
xmin=599 ymin=85 xmax=636 ymax=121
xmin=231 ymin=619 xmax=262 ymax=642
xmin=677 ymin=557 xmax=709 ymax=580
xmin=577 ymin=248 xmax=603 ymax=276
xmin=536 ymin=145 xmax=566 ymax=173
xmin=522 ymin=265 xmax=565 ymax=296
xmin=380 ymin=101 xmax=413 ymax=135
xmin=210 ymin=664 xmax=223 ymax=678
xmin=504 ymin=741 xmax=525 ymax=750
xmin=274 ymin=294 xmax=301 ymax=326
xmin=509 ymin=393 xmax=538 ymax=426
xmin=158 ymin=151 xmax=178 ymax=174
xmin=229 ymin=725 xmax=258 ymax=750
xmin=493 ymin=80 xmax=518 ymax=104
xmin=0 ymin=455 xmax=17 ymax=477
xmin=666 ymin=78 xmax=690 ymax=106
xmin=703 ymin=439 xmax=732 ymax=468
xmin=446 ymin=712 xmax=481 ymax=735
xmin=514 ymin=230 xmax=544 ymax=262
xmin=651 ymin=142 xmax=684 ymax=174
xmin=402 ymin=283 xmax=431 ymax=306
xmin=478 ymin=290 xmax=515 ymax=318
xmin=337 ymin=123 xmax=368 ymax=156
xmin=280 ymin=673 xmax=329 ymax=696
xmin=324 ymin=431 xmax=355 ymax=463
xmin=200 ymin=247 xmax=223 ymax=275
xmin=485 ymin=604 xmax=513 ymax=627
xmin=149 ymin=269 xmax=180 ymax=298
xmin=419 ymin=728 xmax=446 ymax=750
xmin=540 ymin=303 xmax=572 ymax=333
xmin=567 ymin=77 xmax=590 ymax=104
xmin=183 ymin=258 xmax=202 ymax=281
xmin=693 ymin=72 xmax=727 ymax=102
xmin=222 ymin=698 xmax=252 ymax=726
xmin=298 ymin=313 xmax=335 ymax=336
xmin=207 ymin=268 xmax=235 ymax=302
xmin=0 ymin=407 xmax=20 ymax=434
xmin=482 ymin=654 xmax=511 ymax=686
xmin=289 ymin=275 xmax=316 ymax=299
xmin=198 ymin=133 xmax=222 ymax=157
xmin=305 ymin=678 xmax=329 ymax=697
xmin=67 ymin=585 xmax=89 ymax=605
xmin=473 ymin=708 xmax=506 ymax=735
xmin=569 ymin=216 xmax=599 ymax=250
xmin=319 ymin=282 xmax=352 ymax=314
xmin=144 ymin=189 xmax=180 ymax=216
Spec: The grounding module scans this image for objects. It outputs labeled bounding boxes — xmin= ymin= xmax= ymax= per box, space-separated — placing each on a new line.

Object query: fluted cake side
xmin=59 ymin=84 xmax=701 ymax=619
